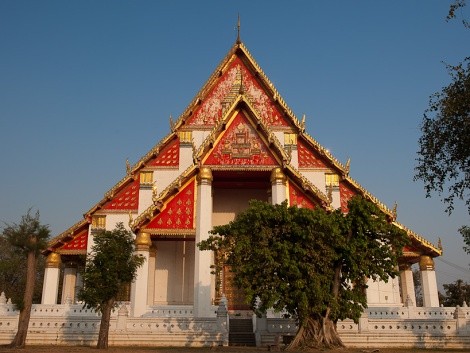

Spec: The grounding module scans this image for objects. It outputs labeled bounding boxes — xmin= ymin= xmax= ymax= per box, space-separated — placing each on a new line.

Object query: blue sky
xmin=1 ymin=1 xmax=469 ymax=289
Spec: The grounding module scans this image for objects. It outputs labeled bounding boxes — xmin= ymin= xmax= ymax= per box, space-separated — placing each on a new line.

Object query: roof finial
xmin=236 ymin=14 xmax=241 ymax=44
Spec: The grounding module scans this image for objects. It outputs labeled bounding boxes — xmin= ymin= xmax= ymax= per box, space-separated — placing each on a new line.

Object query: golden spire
xmin=236 ymin=14 xmax=241 ymax=44
xmin=169 ymin=114 xmax=175 ymax=132
xmin=126 ymin=159 xmax=131 ymax=174
xmin=345 ymin=158 xmax=351 ymax=175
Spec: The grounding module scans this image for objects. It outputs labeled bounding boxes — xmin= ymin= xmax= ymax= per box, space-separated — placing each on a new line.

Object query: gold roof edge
xmin=132 ymin=164 xmax=197 ymax=232
xmin=237 ymin=43 xmax=305 ymax=132
xmin=393 ymin=221 xmax=442 ymax=256
xmin=45 ymin=218 xmax=89 ymax=252
xmin=286 ymin=165 xmax=332 ymax=209
xmin=84 ymin=131 xmax=178 ymax=217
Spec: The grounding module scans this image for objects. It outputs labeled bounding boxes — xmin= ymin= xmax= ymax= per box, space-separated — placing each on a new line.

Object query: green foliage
xmin=447 ymin=0 xmax=469 ymax=28
xmin=460 ymin=225 xmax=470 ymax=254
xmin=415 ymin=57 xmax=470 ymax=214
xmin=441 ymin=279 xmax=470 ymax=306
xmin=1 ymin=210 xmax=49 ymax=308
xmin=78 ymin=223 xmax=145 ymax=313
xmin=0 ymin=237 xmax=45 ymax=305
xmin=198 ymin=196 xmax=408 ymax=328
xmin=2 ymin=210 xmax=50 ymax=257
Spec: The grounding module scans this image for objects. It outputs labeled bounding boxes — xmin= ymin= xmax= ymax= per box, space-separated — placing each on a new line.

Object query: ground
xmin=0 ymin=346 xmax=468 ymax=353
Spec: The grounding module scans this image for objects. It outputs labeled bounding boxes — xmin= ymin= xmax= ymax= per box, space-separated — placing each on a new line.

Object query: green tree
xmin=415 ymin=57 xmax=470 ymax=215
xmin=441 ymin=279 xmax=470 ymax=306
xmin=198 ymin=197 xmax=408 ymax=350
xmin=0 ymin=236 xmax=45 ymax=305
xmin=77 ymin=223 xmax=145 ymax=349
xmin=1 ymin=210 xmax=50 ymax=348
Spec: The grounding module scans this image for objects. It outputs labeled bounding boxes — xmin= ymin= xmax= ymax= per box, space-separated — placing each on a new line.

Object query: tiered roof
xmin=45 ymin=38 xmax=442 ymax=259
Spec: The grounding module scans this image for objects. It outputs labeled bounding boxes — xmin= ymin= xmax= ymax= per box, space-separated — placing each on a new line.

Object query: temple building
xmin=42 ymin=36 xmax=442 ymax=318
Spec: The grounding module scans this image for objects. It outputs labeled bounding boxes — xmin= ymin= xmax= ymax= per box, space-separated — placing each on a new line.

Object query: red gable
xmin=102 ymin=178 xmax=139 ymax=211
xmin=289 ymin=181 xmax=316 ymax=209
xmin=59 ymin=227 xmax=88 ymax=253
xmin=340 ymin=181 xmax=357 ymax=213
xmin=187 ymin=57 xmax=289 ymax=128
xmin=147 ymin=138 xmax=179 ymax=167
xmin=145 ymin=179 xmax=195 ymax=232
xmin=298 ymin=139 xmax=327 ymax=168
xmin=203 ymin=111 xmax=278 ymax=167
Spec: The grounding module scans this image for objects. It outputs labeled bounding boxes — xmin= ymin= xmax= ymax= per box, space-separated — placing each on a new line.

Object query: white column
xmin=420 ymin=255 xmax=439 ymax=307
xmin=41 ymin=253 xmax=61 ymax=304
xmin=270 ymin=167 xmax=287 ymax=205
xmin=147 ymin=246 xmax=156 ymax=305
xmin=61 ymin=266 xmax=77 ymax=304
xmin=130 ymin=232 xmax=151 ymax=317
xmin=399 ymin=264 xmax=416 ymax=306
xmin=194 ymin=167 xmax=214 ymax=317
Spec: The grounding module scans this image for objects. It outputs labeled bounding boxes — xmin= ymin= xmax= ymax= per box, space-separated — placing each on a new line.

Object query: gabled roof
xmin=48 ymin=38 xmax=441 ymax=258
xmin=44 ymin=218 xmax=89 ymax=255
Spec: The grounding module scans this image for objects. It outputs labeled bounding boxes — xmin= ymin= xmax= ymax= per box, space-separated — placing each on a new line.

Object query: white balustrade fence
xmin=1 ymin=292 xmax=469 ymax=349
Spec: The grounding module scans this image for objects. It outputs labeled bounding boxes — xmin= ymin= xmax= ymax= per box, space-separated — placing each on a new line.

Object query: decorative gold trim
xmin=393 ymin=222 xmax=442 ymax=256
xmin=84 ymin=133 xmax=179 ymax=218
xmin=144 ymin=229 xmax=196 ymax=236
xmin=132 ymin=167 xmax=198 ymax=232
xmin=45 ymin=252 xmax=61 ymax=268
xmin=46 ymin=219 xmax=89 ymax=251
xmin=135 ymin=232 xmax=152 ymax=251
xmin=197 ymin=167 xmax=213 ymax=182
xmin=285 ymin=165 xmax=331 ymax=208
xmin=56 ymin=249 xmax=87 ymax=256
xmin=419 ymin=255 xmax=435 ymax=271
xmin=270 ymin=167 xmax=286 ymax=183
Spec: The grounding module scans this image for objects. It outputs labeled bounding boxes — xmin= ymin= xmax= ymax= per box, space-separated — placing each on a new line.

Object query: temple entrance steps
xmin=228 ymin=318 xmax=256 ymax=346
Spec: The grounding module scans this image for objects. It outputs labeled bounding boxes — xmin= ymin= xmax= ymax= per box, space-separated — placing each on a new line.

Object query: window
xmin=140 ymin=171 xmax=153 ymax=185
xmin=325 ymin=173 xmax=339 ymax=187
xmin=91 ymin=215 xmax=106 ymax=229
xmin=178 ymin=131 xmax=192 ymax=143
xmin=284 ymin=132 xmax=297 ymax=146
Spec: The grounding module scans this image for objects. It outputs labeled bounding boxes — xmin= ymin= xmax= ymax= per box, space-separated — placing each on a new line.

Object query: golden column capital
xmin=419 ymin=255 xmax=435 ymax=271
xmin=135 ymin=232 xmax=152 ymax=251
xmin=270 ymin=167 xmax=286 ymax=184
xmin=45 ymin=252 xmax=61 ymax=268
xmin=197 ymin=167 xmax=213 ymax=183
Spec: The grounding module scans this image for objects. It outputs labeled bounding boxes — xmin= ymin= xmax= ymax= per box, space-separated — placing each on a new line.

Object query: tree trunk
xmin=96 ymin=298 xmax=115 ymax=349
xmin=10 ymin=249 xmax=37 ymax=348
xmin=286 ymin=316 xmax=344 ymax=351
